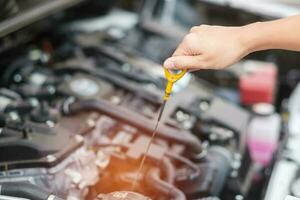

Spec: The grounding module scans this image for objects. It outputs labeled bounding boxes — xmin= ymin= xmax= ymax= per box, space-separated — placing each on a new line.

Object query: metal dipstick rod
xmin=131 ymin=68 xmax=186 ymax=191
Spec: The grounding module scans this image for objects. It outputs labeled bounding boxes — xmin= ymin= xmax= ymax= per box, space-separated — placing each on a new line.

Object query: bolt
xmin=13 ymin=74 xmax=22 ymax=82
xmin=235 ymin=195 xmax=244 ymax=200
xmin=47 ymin=86 xmax=55 ymax=94
xmin=199 ymin=101 xmax=209 ymax=111
xmin=86 ymin=119 xmax=96 ymax=127
xmin=46 ymin=120 xmax=55 ymax=128
xmin=46 ymin=155 xmax=56 ymax=162
xmin=230 ymin=170 xmax=238 ymax=178
xmin=28 ymin=98 xmax=39 ymax=107
xmin=9 ymin=112 xmax=19 ymax=121
xmin=110 ymin=96 xmax=121 ymax=104
xmin=75 ymin=134 xmax=84 ymax=143
xmin=232 ymin=160 xmax=241 ymax=169
xmin=234 ymin=153 xmax=242 ymax=160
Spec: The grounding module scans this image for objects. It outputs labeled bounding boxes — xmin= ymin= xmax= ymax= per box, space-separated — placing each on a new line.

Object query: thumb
xmin=163 ymin=56 xmax=207 ymax=70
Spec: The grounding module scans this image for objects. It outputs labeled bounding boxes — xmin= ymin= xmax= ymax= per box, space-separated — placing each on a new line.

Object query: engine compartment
xmin=0 ymin=1 xmax=289 ymax=200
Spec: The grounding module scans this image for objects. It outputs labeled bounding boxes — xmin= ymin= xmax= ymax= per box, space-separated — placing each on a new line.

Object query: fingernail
xmin=164 ymin=58 xmax=175 ymax=69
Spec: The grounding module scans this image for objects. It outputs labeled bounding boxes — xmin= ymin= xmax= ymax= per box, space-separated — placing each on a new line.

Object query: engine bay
xmin=0 ymin=1 xmax=297 ymax=200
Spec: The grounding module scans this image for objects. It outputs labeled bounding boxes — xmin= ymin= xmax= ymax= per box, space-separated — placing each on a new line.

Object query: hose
xmin=166 ymin=152 xmax=200 ymax=180
xmin=161 ymin=157 xmax=176 ymax=184
xmin=85 ymin=45 xmax=164 ymax=88
xmin=0 ymin=195 xmax=30 ymax=200
xmin=146 ymin=168 xmax=186 ymax=200
xmin=204 ymin=146 xmax=232 ymax=196
xmin=62 ymin=99 xmax=202 ymax=154
xmin=0 ymin=182 xmax=64 ymax=200
xmin=0 ymin=88 xmax=22 ymax=101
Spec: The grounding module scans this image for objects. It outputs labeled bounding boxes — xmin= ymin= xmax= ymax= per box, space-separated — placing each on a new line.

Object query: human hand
xmin=164 ymin=25 xmax=251 ymax=71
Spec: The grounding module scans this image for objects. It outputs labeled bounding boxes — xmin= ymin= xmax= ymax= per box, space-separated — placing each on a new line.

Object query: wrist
xmin=240 ymin=22 xmax=264 ymax=55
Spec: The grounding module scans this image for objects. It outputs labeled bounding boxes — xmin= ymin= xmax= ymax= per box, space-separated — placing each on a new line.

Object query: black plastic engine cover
xmin=0 ymin=117 xmax=87 ymax=170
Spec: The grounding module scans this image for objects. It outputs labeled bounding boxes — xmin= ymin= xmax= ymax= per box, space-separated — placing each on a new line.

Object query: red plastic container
xmin=239 ymin=65 xmax=277 ymax=105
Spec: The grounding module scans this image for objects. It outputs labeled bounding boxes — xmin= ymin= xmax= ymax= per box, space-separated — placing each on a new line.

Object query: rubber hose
xmin=166 ymin=152 xmax=200 ymax=180
xmin=146 ymin=168 xmax=186 ymax=200
xmin=0 ymin=182 xmax=64 ymax=200
xmin=204 ymin=146 xmax=232 ymax=196
xmin=161 ymin=157 xmax=176 ymax=184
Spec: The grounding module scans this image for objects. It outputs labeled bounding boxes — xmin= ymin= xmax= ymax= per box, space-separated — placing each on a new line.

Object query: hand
xmin=163 ymin=25 xmax=250 ymax=71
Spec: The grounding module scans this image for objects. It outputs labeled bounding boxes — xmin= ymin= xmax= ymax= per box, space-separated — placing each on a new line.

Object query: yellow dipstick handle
xmin=163 ymin=68 xmax=187 ymax=100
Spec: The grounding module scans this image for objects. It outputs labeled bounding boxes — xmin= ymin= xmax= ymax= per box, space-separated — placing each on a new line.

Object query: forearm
xmin=164 ymin=15 xmax=300 ymax=71
xmin=242 ymin=15 xmax=300 ymax=53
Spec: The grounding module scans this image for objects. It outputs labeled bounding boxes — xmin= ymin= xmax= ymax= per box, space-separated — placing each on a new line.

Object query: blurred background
xmin=0 ymin=1 xmax=299 ymax=200
xmin=1 ymin=0 xmax=300 ymax=107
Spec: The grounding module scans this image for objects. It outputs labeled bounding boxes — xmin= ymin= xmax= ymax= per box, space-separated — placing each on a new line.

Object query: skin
xmin=163 ymin=15 xmax=300 ymax=71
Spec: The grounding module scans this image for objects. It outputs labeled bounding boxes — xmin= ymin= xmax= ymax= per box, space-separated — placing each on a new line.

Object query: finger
xmin=163 ymin=55 xmax=208 ymax=70
xmin=172 ymin=41 xmax=187 ymax=57
xmin=172 ymin=33 xmax=198 ymax=56
xmin=190 ymin=24 xmax=209 ymax=33
xmin=190 ymin=26 xmax=200 ymax=33
xmin=188 ymin=68 xmax=201 ymax=72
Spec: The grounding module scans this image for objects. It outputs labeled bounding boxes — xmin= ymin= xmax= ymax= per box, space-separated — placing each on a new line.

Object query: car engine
xmin=0 ymin=1 xmax=291 ymax=200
